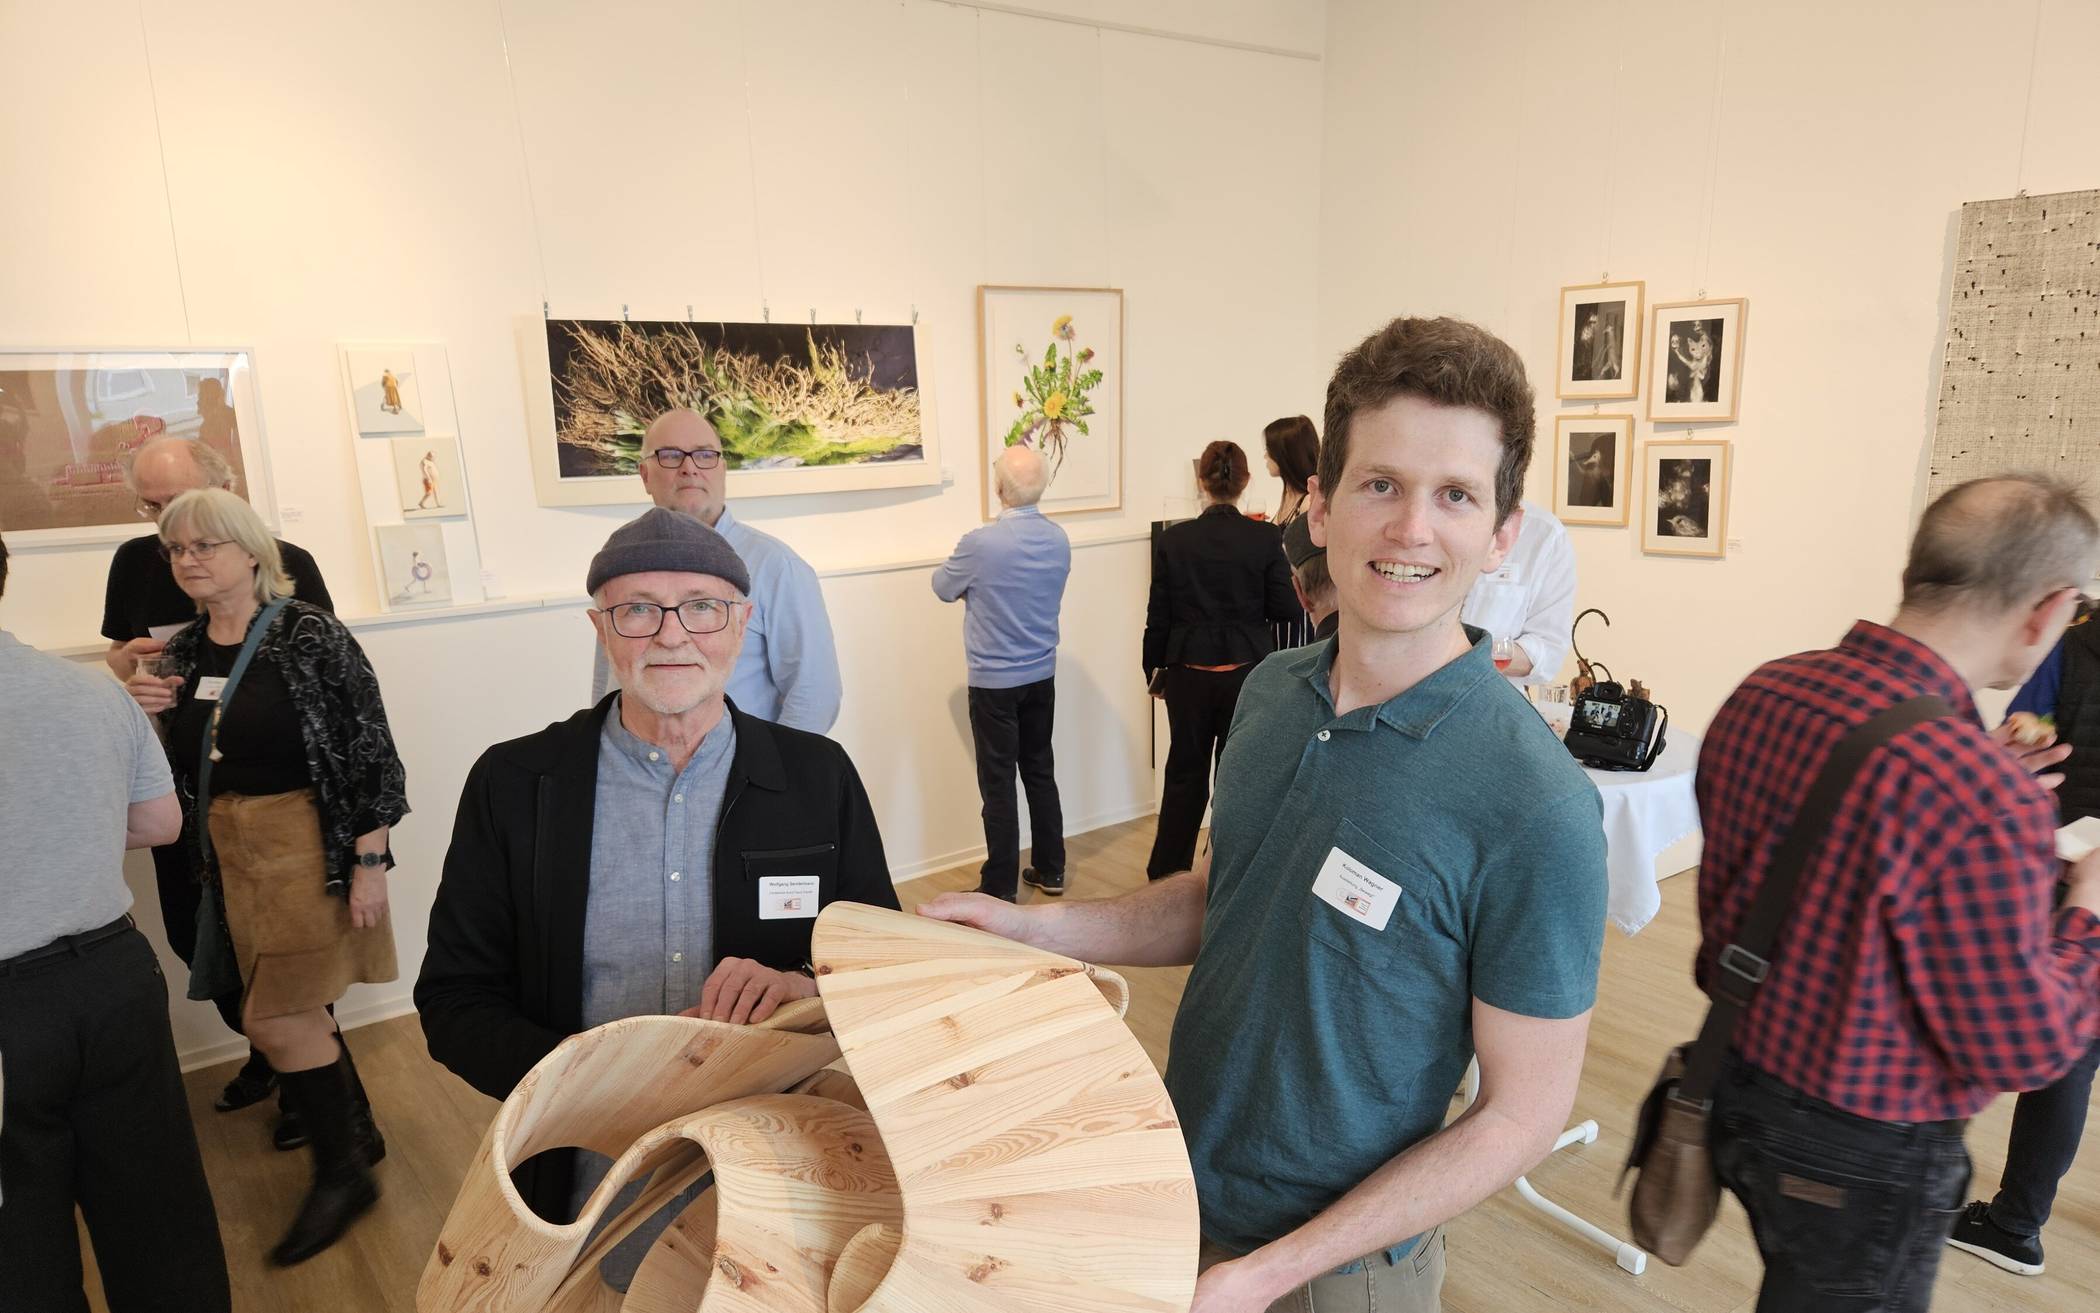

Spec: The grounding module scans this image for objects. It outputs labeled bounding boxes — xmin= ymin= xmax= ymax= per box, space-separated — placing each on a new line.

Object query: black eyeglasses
xmin=158 ymin=539 xmax=232 ymax=562
xmin=649 ymin=447 xmax=725 ymax=470
xmin=601 ymin=598 xmax=745 ymax=638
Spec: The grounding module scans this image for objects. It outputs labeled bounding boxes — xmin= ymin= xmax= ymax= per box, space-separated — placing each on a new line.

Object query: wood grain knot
xmin=815 ymin=964 xmax=833 ymax=975
xmin=473 ymin=1259 xmax=492 ymax=1277
xmin=946 ymin=1070 xmax=974 ymax=1090
xmin=435 ymin=1242 xmax=453 ymax=1266
xmin=717 ymin=1257 xmax=749 ymax=1289
xmin=982 ymin=1202 xmax=1005 ymax=1225
xmin=966 ymin=1257 xmax=1007 ymax=1283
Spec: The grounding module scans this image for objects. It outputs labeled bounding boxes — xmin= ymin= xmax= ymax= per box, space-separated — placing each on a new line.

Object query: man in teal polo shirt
xmin=923 ymin=315 xmax=1607 ymax=1313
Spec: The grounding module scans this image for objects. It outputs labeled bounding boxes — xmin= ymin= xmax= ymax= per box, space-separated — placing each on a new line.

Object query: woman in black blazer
xmin=1143 ymin=440 xmax=1299 ymax=877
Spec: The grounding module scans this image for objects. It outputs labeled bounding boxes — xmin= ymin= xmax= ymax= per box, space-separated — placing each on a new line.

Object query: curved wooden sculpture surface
xmin=811 ymin=903 xmax=1198 ymax=1313
xmin=418 ymin=1015 xmax=839 ymax=1313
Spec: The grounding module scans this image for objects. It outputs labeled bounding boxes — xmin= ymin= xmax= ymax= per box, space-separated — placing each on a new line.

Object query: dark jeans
xmin=1712 ymin=1057 xmax=1970 ymax=1313
xmin=1148 ymin=664 xmax=1252 ymax=878
xmin=150 ymin=841 xmax=244 ymax=1034
xmin=0 ymin=926 xmax=231 ymax=1312
xmin=1987 ymin=1032 xmax=2100 ymax=1237
xmin=968 ymin=678 xmax=1064 ymax=899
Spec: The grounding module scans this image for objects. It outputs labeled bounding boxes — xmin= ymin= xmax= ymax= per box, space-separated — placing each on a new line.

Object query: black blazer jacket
xmin=414 ymin=694 xmax=897 ymax=1219
xmin=1143 ymin=504 xmax=1299 ymax=673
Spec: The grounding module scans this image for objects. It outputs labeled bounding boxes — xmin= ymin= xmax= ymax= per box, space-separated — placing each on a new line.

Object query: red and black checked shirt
xmin=1696 ymin=622 xmax=2100 ymax=1122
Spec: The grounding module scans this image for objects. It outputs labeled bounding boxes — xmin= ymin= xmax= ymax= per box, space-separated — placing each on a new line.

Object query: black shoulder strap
xmin=1676 ymin=694 xmax=1955 ymax=1104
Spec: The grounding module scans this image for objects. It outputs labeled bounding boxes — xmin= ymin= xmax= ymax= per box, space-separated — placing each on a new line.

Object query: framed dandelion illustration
xmin=978 ymin=285 xmax=1124 ymax=520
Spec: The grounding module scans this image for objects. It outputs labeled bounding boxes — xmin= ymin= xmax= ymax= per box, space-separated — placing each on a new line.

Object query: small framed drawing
xmin=1553 ymin=415 xmax=1633 ymax=527
xmin=1555 ymin=281 xmax=1643 ymax=400
xmin=978 ymin=285 xmax=1124 ymax=520
xmin=390 ymin=436 xmax=466 ymax=519
xmin=1643 ymin=440 xmax=1731 ymax=557
xmin=375 ymin=523 xmax=452 ymax=606
xmin=344 ymin=347 xmax=426 ymax=434
xmin=1647 ymin=298 xmax=1748 ymax=422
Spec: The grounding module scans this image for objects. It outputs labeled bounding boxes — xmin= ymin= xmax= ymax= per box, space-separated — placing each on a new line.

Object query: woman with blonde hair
xmin=126 ymin=487 xmax=407 ymax=1267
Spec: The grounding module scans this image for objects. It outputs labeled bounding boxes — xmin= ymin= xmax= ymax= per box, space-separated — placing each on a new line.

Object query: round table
xmin=1580 ymin=729 xmax=1702 ymax=935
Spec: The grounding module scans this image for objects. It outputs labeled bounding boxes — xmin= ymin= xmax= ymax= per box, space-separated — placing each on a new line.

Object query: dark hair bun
xmin=1198 ymin=440 xmax=1250 ymax=501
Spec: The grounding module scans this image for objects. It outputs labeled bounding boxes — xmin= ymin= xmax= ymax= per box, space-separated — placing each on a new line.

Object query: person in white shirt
xmin=1459 ymin=499 xmax=1576 ymax=685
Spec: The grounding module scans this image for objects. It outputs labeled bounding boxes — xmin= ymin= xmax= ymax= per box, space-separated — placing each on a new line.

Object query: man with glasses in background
xmin=589 ymin=408 xmax=842 ymax=733
xmin=420 ymin=507 xmax=894 ymax=1295
xmin=98 ymin=433 xmax=342 ymax=1134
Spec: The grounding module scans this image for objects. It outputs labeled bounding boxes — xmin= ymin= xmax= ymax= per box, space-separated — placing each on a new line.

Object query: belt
xmin=0 ymin=914 xmax=136 ymax=976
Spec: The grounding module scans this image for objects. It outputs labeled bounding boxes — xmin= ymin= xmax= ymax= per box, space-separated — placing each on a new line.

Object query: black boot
xmin=275 ymin=1035 xmax=384 ymax=1165
xmin=269 ymin=1047 xmax=379 ymax=1267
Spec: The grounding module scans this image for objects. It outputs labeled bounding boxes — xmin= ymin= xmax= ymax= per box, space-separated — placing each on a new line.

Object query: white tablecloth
xmin=1581 ymin=730 xmax=1701 ymax=935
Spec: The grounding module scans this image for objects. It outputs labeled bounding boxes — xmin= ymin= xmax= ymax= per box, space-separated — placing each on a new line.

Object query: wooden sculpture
xmin=419 ymin=903 xmax=1195 ymax=1313
xmin=810 ymin=902 xmax=1199 ymax=1313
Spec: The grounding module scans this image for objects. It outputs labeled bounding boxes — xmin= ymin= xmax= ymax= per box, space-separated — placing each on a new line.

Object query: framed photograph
xmin=344 ymin=347 xmax=426 ymax=434
xmin=1642 ymin=440 xmax=1731 ymax=557
xmin=390 ymin=436 xmax=466 ymax=520
xmin=1555 ymin=281 xmax=1643 ymax=400
xmin=979 ymin=285 xmax=1124 ymax=520
xmin=1553 ymin=415 xmax=1634 ymax=527
xmin=0 ymin=348 xmax=271 ymax=547
xmin=1647 ymin=298 xmax=1748 ymax=422
xmin=524 ymin=317 xmax=941 ymax=507
xmin=374 ymin=522 xmax=452 ymax=607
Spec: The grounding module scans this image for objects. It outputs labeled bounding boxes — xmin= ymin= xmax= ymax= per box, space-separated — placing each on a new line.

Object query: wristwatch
xmin=354 ymin=852 xmax=388 ymax=870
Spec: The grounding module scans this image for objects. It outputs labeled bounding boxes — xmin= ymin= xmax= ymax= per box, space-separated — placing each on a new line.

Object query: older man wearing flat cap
xmin=416 ymin=509 xmax=897 ymax=1279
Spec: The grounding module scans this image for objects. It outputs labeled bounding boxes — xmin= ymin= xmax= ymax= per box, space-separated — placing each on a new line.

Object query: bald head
xmin=125 ymin=436 xmax=236 ymax=521
xmin=638 ymin=408 xmax=728 ymax=525
xmin=1902 ymin=475 xmax=2098 ymax=616
xmin=994 ymin=444 xmax=1049 ymax=508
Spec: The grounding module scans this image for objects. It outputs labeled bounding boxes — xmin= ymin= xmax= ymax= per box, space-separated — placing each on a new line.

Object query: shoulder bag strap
xmin=1676 ymin=693 xmax=1955 ymax=1105
xmin=193 ymin=597 xmax=292 ymax=866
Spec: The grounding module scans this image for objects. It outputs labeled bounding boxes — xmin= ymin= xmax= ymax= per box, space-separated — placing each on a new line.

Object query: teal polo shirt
xmin=1163 ymin=629 xmax=1607 ymax=1262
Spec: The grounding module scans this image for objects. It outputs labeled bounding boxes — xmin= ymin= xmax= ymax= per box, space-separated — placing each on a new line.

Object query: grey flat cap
xmin=1281 ymin=514 xmax=1324 ymax=570
xmin=587 ymin=507 xmax=751 ymax=597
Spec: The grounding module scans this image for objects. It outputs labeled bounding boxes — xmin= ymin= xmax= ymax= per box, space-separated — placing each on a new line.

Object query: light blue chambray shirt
xmin=930 ymin=505 xmax=1071 ymax=689
xmin=569 ymin=699 xmax=737 ymax=1290
xmin=591 ymin=505 xmax=842 ymax=733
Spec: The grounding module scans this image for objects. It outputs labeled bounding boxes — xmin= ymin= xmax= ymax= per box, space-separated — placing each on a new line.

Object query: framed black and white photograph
xmin=1642 ymin=440 xmax=1731 ymax=557
xmin=1647 ymin=297 xmax=1747 ymax=422
xmin=1553 ymin=414 xmax=1634 ymax=527
xmin=1555 ymin=280 xmax=1643 ymax=401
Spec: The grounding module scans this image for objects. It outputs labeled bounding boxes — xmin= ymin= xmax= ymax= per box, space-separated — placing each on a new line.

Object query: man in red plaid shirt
xmin=1696 ymin=475 xmax=2100 ymax=1313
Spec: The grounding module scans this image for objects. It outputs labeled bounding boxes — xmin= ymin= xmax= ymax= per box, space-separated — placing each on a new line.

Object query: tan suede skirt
xmin=208 ymin=788 xmax=397 ymax=1020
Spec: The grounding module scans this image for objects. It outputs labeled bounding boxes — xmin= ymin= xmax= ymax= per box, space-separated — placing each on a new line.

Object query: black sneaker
xmin=214 ymin=1051 xmax=277 ymax=1112
xmin=1022 ymin=868 xmax=1066 ymax=897
xmin=1947 ymin=1200 xmax=2044 ymax=1276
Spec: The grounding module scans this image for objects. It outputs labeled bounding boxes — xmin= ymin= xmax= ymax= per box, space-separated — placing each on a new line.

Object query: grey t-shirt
xmin=0 ymin=630 xmax=173 ymax=959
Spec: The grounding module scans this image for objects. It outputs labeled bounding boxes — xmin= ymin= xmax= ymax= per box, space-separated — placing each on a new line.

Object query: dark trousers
xmin=1987 ymin=1033 xmax=2100 ymax=1237
xmin=968 ymin=678 xmax=1064 ymax=899
xmin=0 ymin=926 xmax=231 ymax=1312
xmin=1148 ymin=664 xmax=1252 ymax=878
xmin=1712 ymin=1058 xmax=1969 ymax=1313
xmin=150 ymin=842 xmax=244 ymax=1035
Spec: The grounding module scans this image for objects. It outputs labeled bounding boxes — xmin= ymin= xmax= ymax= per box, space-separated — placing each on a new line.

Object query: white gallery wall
xmin=1320 ymin=0 xmax=2098 ymax=732
xmin=0 ymin=0 xmax=1327 ymax=1064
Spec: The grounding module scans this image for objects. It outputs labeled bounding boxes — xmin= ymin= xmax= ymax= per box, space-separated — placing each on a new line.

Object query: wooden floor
xmin=85 ymin=817 xmax=2098 ymax=1311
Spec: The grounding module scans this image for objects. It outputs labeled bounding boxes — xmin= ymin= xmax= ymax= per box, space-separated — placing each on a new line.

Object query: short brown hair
xmin=1263 ymin=415 xmax=1320 ymax=494
xmin=1319 ymin=316 xmax=1535 ymax=523
xmin=1198 ymin=440 xmax=1251 ymax=501
xmin=1901 ymin=475 xmax=2098 ymax=613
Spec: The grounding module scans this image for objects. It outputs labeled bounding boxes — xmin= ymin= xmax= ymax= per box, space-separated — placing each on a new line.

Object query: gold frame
xmin=1646 ymin=297 xmax=1748 ymax=422
xmin=977 ymin=284 xmax=1126 ymax=522
xmin=1641 ymin=439 xmax=1732 ymax=558
xmin=1553 ymin=414 xmax=1634 ymax=527
xmin=1555 ymin=280 xmax=1644 ymax=401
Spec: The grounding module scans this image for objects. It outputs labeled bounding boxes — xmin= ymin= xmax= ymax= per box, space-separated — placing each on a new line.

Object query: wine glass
xmin=1491 ymin=635 xmax=1516 ymax=673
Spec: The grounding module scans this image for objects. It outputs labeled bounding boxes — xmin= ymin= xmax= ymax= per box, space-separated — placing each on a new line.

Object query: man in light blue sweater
xmin=933 ymin=446 xmax=1072 ymax=899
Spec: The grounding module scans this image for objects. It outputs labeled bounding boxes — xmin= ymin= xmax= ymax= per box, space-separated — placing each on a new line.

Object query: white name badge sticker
xmin=193 ymin=676 xmax=228 ymax=702
xmin=147 ymin=623 xmax=187 ymax=642
xmin=758 ymin=875 xmax=821 ymax=920
xmin=1311 ymin=845 xmax=1402 ymax=932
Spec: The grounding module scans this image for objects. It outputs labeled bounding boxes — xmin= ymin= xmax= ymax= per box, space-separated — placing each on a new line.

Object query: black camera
xmin=1564 ymin=681 xmax=1669 ymax=772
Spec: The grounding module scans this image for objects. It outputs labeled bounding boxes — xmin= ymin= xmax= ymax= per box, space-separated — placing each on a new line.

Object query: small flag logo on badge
xmin=1344 ymin=894 xmax=1368 ymax=914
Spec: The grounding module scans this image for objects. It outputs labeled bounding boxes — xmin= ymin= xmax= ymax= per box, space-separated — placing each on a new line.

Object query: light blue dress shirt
xmin=931 ymin=506 xmax=1072 ymax=689
xmin=591 ymin=504 xmax=843 ymax=732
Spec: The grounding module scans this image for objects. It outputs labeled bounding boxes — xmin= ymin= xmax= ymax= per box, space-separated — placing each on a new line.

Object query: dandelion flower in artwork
xmin=1053 ymin=315 xmax=1075 ymax=341
xmin=1078 ymin=346 xmax=1095 ymax=364
xmin=1012 ymin=390 xmax=1023 ymax=408
xmin=1043 ymin=392 xmax=1068 ymax=420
